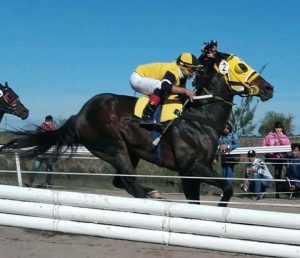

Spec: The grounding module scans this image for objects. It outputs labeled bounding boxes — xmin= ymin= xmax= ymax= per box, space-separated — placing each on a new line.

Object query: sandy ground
xmin=0 ymin=226 xmax=264 ymax=258
xmin=1 ymin=192 xmax=299 ymax=258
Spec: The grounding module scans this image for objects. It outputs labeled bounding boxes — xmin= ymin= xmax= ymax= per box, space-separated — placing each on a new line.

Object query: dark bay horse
xmin=0 ymin=82 xmax=29 ymax=122
xmin=0 ymin=57 xmax=273 ymax=206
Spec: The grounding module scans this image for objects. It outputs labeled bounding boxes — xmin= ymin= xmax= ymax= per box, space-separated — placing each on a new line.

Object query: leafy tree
xmin=258 ymin=111 xmax=294 ymax=136
xmin=229 ymin=96 xmax=259 ymax=136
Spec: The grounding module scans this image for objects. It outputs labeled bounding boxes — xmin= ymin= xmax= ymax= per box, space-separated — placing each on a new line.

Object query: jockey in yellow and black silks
xmin=130 ymin=53 xmax=200 ymax=130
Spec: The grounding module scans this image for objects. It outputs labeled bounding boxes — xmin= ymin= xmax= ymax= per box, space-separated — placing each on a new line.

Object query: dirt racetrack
xmin=1 ymin=193 xmax=299 ymax=258
xmin=0 ymin=225 xmax=264 ymax=258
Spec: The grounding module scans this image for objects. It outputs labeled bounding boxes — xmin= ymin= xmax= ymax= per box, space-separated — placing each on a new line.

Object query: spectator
xmin=198 ymin=40 xmax=230 ymax=67
xmin=24 ymin=115 xmax=56 ymax=188
xmin=278 ymin=143 xmax=300 ymax=197
xmin=240 ymin=150 xmax=273 ymax=200
xmin=262 ymin=121 xmax=291 ymax=198
xmin=217 ymin=122 xmax=240 ymax=186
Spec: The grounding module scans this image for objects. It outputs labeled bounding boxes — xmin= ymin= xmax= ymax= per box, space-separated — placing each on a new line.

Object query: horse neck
xmin=190 ymin=73 xmax=234 ymax=132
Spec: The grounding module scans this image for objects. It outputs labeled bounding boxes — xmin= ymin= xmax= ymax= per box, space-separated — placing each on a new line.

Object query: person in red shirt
xmin=40 ymin=115 xmax=56 ymax=131
xmin=25 ymin=115 xmax=57 ymax=188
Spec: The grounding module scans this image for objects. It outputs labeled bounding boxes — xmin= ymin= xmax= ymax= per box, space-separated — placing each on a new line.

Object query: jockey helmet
xmin=209 ymin=40 xmax=218 ymax=47
xmin=176 ymin=53 xmax=200 ymax=78
xmin=202 ymin=40 xmax=218 ymax=54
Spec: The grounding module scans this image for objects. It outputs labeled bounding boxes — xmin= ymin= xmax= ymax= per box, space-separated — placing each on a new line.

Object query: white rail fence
xmin=0 ymin=145 xmax=293 ymax=187
xmin=1 ymin=145 xmax=300 ymax=256
xmin=0 ymin=185 xmax=299 ymax=257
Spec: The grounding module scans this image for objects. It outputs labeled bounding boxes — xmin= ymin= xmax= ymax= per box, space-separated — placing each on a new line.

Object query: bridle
xmin=213 ymin=55 xmax=261 ymax=97
xmin=0 ymin=86 xmax=20 ymax=114
xmin=201 ymin=87 xmax=234 ymax=106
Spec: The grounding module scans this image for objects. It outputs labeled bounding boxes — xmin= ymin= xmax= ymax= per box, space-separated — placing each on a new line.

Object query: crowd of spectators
xmin=219 ymin=121 xmax=299 ymax=200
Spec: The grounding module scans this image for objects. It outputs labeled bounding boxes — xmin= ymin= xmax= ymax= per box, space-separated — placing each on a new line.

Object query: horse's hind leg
xmin=112 ymin=154 xmax=161 ymax=198
xmin=90 ymin=150 xmax=147 ymax=198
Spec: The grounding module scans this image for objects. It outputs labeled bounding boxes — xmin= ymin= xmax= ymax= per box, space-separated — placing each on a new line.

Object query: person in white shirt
xmin=241 ymin=150 xmax=273 ymax=200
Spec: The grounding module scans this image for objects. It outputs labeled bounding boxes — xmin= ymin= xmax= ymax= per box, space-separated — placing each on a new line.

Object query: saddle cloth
xmin=134 ymin=95 xmax=183 ymax=122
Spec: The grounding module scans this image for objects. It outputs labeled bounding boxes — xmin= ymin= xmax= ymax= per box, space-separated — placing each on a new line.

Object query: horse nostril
xmin=265 ymin=85 xmax=274 ymax=94
xmin=21 ymin=109 xmax=29 ymax=120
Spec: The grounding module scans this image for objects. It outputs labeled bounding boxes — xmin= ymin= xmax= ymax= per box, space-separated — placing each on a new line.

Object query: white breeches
xmin=130 ymin=72 xmax=161 ymax=95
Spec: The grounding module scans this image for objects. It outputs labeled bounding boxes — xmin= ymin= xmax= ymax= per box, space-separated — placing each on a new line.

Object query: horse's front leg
xmin=181 ymin=177 xmax=201 ymax=204
xmin=184 ymin=161 xmax=233 ymax=207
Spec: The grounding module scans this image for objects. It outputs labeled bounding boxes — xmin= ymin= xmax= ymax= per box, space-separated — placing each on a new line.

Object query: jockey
xmin=198 ymin=40 xmax=230 ymax=67
xmin=130 ymin=53 xmax=200 ymax=130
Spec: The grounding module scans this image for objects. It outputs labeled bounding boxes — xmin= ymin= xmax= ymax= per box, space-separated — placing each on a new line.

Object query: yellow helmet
xmin=176 ymin=53 xmax=200 ymax=78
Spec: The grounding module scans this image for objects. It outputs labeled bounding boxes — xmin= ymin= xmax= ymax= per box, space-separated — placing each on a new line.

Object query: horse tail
xmin=0 ymin=115 xmax=79 ymax=158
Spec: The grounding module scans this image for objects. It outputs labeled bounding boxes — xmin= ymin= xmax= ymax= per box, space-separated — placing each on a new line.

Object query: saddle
xmin=134 ymin=95 xmax=183 ymax=123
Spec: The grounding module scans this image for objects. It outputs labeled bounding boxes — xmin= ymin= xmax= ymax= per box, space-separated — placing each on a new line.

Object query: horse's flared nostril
xmin=266 ymin=85 xmax=274 ymax=93
xmin=21 ymin=110 xmax=29 ymax=120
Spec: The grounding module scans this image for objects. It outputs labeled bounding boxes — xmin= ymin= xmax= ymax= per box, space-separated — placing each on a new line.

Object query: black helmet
xmin=45 ymin=115 xmax=53 ymax=122
xmin=209 ymin=40 xmax=218 ymax=47
xmin=247 ymin=150 xmax=256 ymax=157
xmin=202 ymin=40 xmax=218 ymax=53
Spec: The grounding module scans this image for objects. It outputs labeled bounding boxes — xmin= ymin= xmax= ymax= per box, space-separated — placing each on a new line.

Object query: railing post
xmin=14 ymin=152 xmax=22 ymax=187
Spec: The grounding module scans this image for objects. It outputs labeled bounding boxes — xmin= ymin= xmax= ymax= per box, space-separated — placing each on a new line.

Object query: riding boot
xmin=140 ymin=93 xmax=162 ymax=131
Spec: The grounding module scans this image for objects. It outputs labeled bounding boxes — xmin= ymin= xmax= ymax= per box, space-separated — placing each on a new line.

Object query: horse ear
xmin=5 ymin=82 xmax=8 ymax=87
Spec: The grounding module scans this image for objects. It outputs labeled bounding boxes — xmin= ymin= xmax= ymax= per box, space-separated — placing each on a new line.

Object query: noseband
xmin=0 ymin=87 xmax=20 ymax=114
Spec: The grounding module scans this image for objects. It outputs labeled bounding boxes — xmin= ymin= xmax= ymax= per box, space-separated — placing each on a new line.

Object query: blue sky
xmin=0 ymin=0 xmax=299 ymax=134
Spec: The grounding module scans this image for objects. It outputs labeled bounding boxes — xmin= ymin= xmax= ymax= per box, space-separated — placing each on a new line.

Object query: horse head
xmin=0 ymin=82 xmax=29 ymax=121
xmin=194 ymin=55 xmax=274 ymax=102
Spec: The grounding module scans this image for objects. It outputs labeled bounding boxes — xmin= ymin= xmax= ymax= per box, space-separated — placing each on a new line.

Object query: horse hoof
xmin=147 ymin=190 xmax=162 ymax=199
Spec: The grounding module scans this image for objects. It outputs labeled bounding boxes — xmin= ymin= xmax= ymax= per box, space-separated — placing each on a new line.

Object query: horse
xmin=0 ymin=55 xmax=274 ymax=206
xmin=0 ymin=82 xmax=29 ymax=123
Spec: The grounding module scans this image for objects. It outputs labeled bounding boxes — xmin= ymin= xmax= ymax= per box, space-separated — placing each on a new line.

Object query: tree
xmin=229 ymin=96 xmax=259 ymax=136
xmin=258 ymin=111 xmax=294 ymax=136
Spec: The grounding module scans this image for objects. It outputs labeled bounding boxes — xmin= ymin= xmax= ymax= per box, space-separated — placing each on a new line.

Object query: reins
xmin=202 ymin=87 xmax=234 ymax=106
